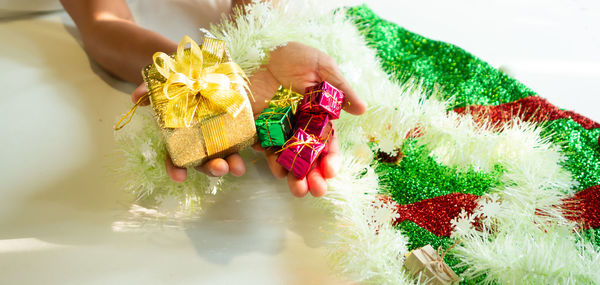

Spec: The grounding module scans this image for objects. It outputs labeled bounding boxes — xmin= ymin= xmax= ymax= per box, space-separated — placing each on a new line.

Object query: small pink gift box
xmin=276 ymin=128 xmax=326 ymax=179
xmin=299 ymin=81 xmax=345 ymax=119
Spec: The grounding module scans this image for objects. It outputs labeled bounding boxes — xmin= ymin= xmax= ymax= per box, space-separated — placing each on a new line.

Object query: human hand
xmin=131 ymin=41 xmax=366 ymax=197
xmin=248 ymin=42 xmax=366 ymax=197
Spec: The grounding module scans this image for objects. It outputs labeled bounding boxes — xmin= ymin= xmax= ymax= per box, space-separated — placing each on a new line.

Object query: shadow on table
xmin=182 ymin=153 xmax=333 ymax=265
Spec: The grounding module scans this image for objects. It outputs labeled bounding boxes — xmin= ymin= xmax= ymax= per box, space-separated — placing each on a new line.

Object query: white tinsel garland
xmin=115 ymin=0 xmax=600 ymax=283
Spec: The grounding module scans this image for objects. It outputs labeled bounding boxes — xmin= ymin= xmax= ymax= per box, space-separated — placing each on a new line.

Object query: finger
xmin=225 ymin=153 xmax=246 ymax=177
xmin=248 ymin=68 xmax=280 ymax=114
xmin=320 ymin=129 xmax=340 ymax=179
xmin=132 ymin=83 xmax=150 ymax=106
xmin=165 ymin=153 xmax=187 ymax=182
xmin=252 ymin=143 xmax=265 ymax=152
xmin=317 ymin=55 xmax=367 ymax=115
xmin=288 ymin=173 xmax=309 ymax=198
xmin=195 ymin=158 xmax=229 ymax=177
xmin=265 ymin=151 xmax=287 ymax=178
xmin=307 ymin=167 xmax=328 ymax=197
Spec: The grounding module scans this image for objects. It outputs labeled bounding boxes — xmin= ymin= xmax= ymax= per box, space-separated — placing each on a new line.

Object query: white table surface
xmin=0 ymin=0 xmax=598 ymax=284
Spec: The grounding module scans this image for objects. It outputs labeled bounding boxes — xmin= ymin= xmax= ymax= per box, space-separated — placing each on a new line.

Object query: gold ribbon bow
xmin=115 ymin=36 xmax=251 ymax=157
xmin=152 ymin=36 xmax=249 ymax=128
xmin=115 ymin=36 xmax=249 ymax=130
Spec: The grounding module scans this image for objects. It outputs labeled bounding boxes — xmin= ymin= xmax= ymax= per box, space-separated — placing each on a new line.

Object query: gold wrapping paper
xmin=143 ymin=36 xmax=256 ymax=168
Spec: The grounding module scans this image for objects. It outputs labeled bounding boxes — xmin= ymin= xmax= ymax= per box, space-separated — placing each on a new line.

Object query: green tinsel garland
xmin=542 ymin=119 xmax=600 ymax=190
xmin=377 ymin=140 xmax=503 ymax=205
xmin=347 ymin=5 xmax=600 ymax=283
xmin=346 ymin=6 xmax=536 ymax=108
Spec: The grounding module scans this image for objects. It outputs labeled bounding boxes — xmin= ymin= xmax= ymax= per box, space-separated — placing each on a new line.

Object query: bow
xmin=115 ymin=36 xmax=249 ymax=131
xmin=152 ymin=36 xmax=249 ymax=128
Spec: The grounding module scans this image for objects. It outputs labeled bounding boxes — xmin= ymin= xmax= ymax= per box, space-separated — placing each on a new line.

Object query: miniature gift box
xmin=299 ymin=81 xmax=345 ymax=119
xmin=269 ymin=86 xmax=304 ymax=114
xmin=404 ymin=245 xmax=460 ymax=285
xmin=295 ymin=112 xmax=331 ymax=139
xmin=141 ymin=36 xmax=256 ymax=168
xmin=255 ymin=106 xmax=294 ymax=148
xmin=276 ymin=128 xmax=326 ymax=179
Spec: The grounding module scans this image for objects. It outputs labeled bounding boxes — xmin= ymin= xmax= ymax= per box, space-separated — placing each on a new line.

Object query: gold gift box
xmin=143 ymin=36 xmax=256 ymax=168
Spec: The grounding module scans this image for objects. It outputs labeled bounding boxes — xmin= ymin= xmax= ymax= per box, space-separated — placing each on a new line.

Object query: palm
xmin=247 ymin=42 xmax=366 ymax=197
xmin=248 ymin=42 xmax=350 ymax=115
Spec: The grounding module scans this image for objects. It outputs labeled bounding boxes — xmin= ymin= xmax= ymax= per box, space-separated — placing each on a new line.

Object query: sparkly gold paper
xmin=162 ymin=105 xmax=256 ymax=168
xmin=143 ymin=36 xmax=257 ymax=168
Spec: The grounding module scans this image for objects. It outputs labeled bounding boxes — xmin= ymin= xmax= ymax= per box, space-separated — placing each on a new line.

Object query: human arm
xmin=60 ymin=0 xmax=177 ymax=84
xmin=61 ymin=0 xmax=245 ymax=180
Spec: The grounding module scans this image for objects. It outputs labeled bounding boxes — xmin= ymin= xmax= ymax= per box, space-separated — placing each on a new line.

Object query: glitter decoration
xmin=384 ymin=193 xmax=480 ymax=236
xmin=377 ymin=140 xmax=503 ymax=205
xmin=581 ymin=228 xmax=600 ymax=250
xmin=564 ymin=185 xmax=600 ymax=229
xmin=375 ymin=148 xmax=404 ymax=164
xmin=346 ymin=6 xmax=536 ymax=108
xmin=454 ymin=96 xmax=600 ymax=130
xmin=542 ymin=119 xmax=600 ymax=190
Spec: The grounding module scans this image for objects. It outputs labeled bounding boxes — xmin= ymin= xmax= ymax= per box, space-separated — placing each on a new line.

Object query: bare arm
xmin=60 ymin=0 xmax=177 ymax=84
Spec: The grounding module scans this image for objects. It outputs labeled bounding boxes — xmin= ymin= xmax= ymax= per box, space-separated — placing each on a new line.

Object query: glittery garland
xmin=564 ymin=185 xmax=600 ymax=229
xmin=454 ymin=96 xmax=600 ymax=130
xmin=582 ymin=228 xmax=600 ymax=250
xmin=542 ymin=119 xmax=600 ymax=190
xmin=377 ymin=140 xmax=503 ymax=206
xmin=346 ymin=6 xmax=536 ymax=108
xmin=348 ymin=4 xmax=600 ymax=281
xmin=383 ymin=193 xmax=479 ymax=237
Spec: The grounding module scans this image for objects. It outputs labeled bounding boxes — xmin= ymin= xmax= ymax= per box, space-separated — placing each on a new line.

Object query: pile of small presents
xmin=255 ymin=81 xmax=344 ymax=179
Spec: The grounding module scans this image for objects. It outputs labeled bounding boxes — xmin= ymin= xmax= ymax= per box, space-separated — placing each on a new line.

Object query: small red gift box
xmin=299 ymin=81 xmax=345 ymax=119
xmin=276 ymin=128 xmax=326 ymax=179
xmin=295 ymin=112 xmax=332 ymax=139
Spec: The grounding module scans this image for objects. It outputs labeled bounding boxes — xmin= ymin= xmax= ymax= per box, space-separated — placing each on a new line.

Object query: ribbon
xmin=277 ymin=126 xmax=333 ymax=175
xmin=299 ymin=88 xmax=343 ymax=114
xmin=151 ymin=36 xmax=249 ymax=128
xmin=410 ymin=241 xmax=461 ymax=284
xmin=269 ymin=85 xmax=304 ymax=114
xmin=115 ymin=36 xmax=250 ymax=156
xmin=277 ymin=132 xmax=323 ymax=174
xmin=260 ymin=109 xmax=292 ymax=146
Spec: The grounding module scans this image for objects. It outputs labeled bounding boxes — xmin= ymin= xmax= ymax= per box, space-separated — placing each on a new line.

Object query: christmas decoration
xmin=276 ymin=128 xmax=327 ymax=179
xmin=255 ymin=106 xmax=294 ymax=148
xmin=116 ymin=36 xmax=256 ymax=168
xmin=404 ymin=244 xmax=460 ymax=285
xmin=299 ymin=81 xmax=345 ymax=119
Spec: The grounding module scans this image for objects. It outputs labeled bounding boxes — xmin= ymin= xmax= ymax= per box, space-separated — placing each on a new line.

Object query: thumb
xmin=316 ymin=54 xmax=366 ymax=115
xmin=132 ymin=83 xmax=150 ymax=106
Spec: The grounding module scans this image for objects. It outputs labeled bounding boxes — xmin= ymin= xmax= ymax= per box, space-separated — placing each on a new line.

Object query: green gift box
xmin=256 ymin=106 xmax=294 ymax=148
